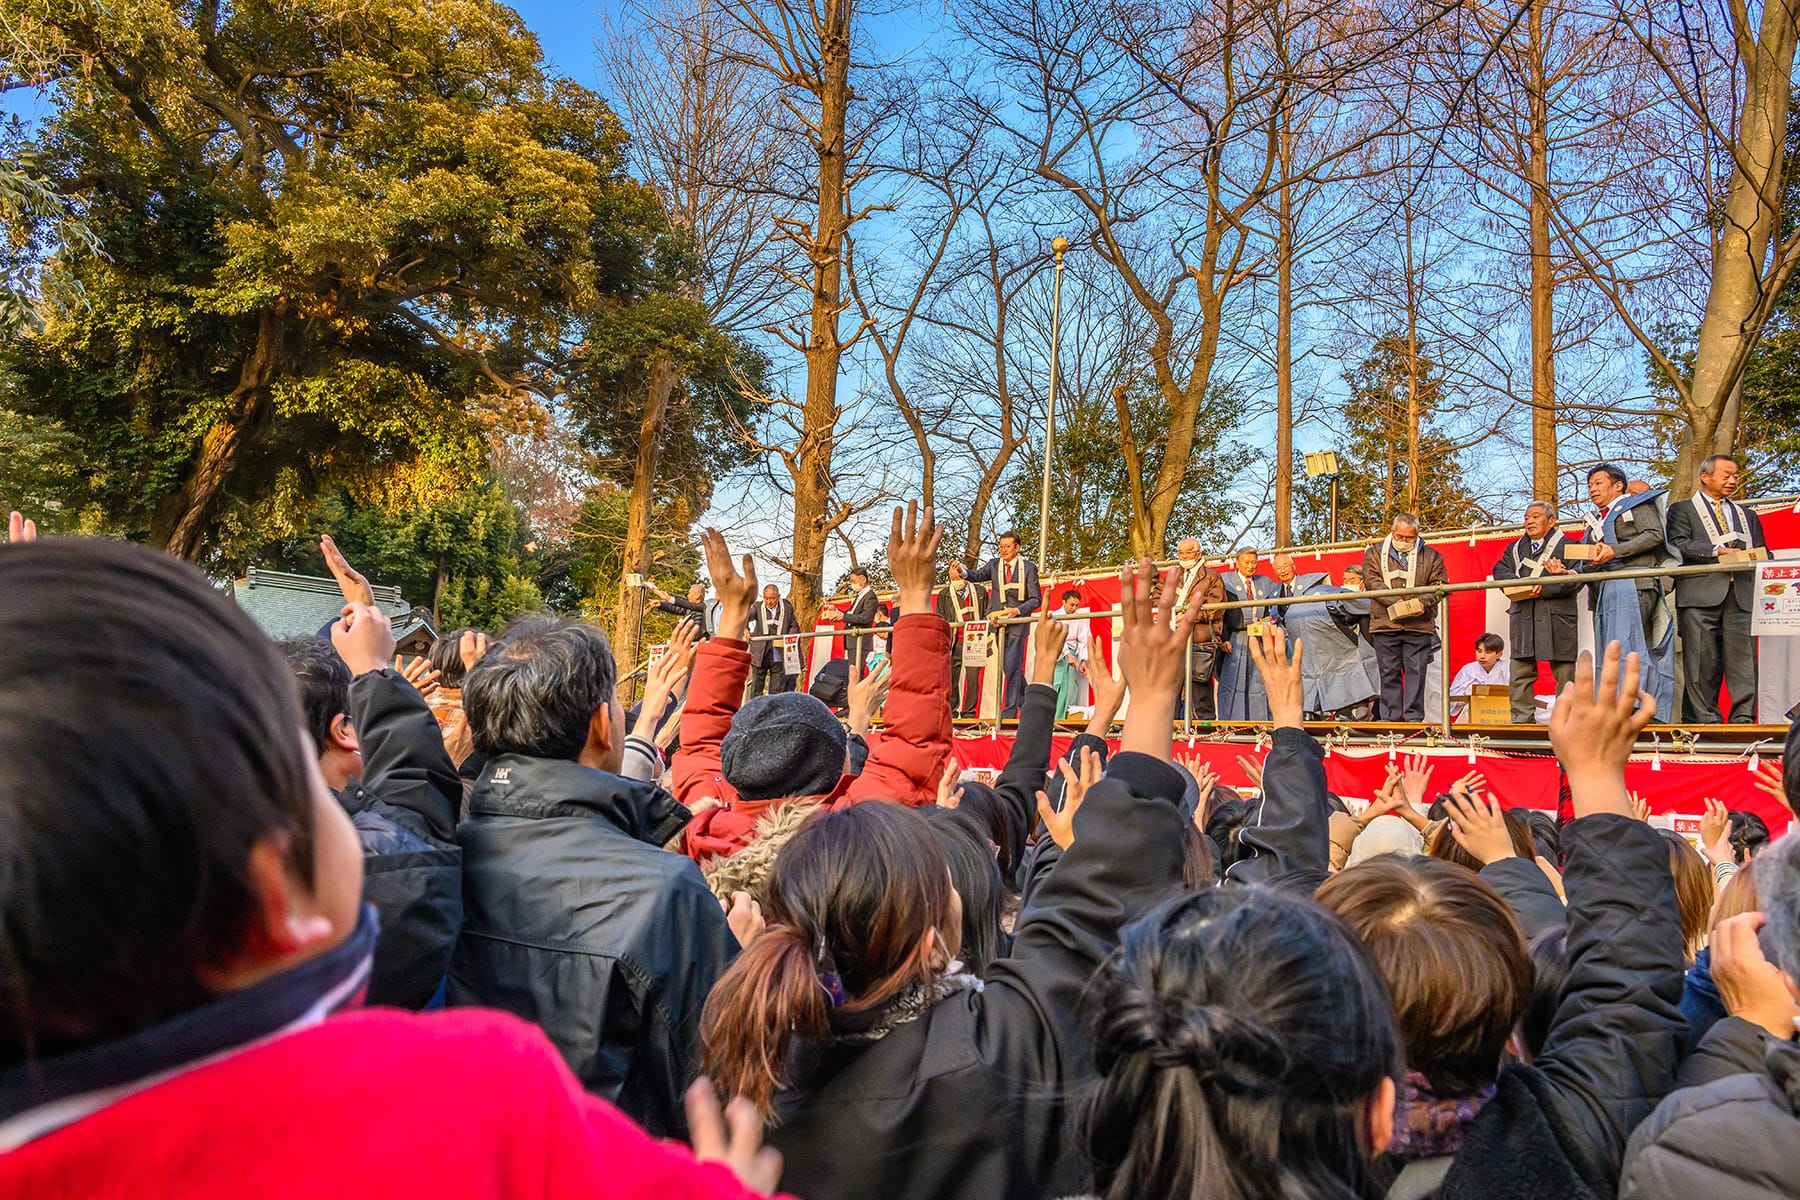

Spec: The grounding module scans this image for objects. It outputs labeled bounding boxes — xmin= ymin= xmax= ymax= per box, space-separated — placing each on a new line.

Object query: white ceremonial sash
xmin=1519 ymin=531 xmax=1564 ymax=578
xmin=1691 ymin=494 xmax=1746 ymax=548
xmin=1380 ymin=536 xmax=1419 ymax=588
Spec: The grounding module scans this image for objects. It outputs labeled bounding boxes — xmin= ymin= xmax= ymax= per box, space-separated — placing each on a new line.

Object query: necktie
xmin=1710 ymin=498 xmax=1728 ymax=533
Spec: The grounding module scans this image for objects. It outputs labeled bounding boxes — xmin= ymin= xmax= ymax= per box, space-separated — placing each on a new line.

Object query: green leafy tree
xmin=0 ymin=0 xmax=676 ymax=561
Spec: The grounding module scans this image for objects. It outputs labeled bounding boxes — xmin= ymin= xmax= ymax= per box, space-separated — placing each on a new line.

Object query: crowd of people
xmin=2 ymin=494 xmax=1798 ymax=1200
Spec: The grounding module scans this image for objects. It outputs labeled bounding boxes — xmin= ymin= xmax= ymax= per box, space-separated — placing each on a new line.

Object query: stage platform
xmin=921 ymin=719 xmax=1793 ymax=834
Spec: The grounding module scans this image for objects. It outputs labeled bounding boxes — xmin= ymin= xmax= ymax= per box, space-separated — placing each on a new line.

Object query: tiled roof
xmin=232 ymin=568 xmax=434 ymax=644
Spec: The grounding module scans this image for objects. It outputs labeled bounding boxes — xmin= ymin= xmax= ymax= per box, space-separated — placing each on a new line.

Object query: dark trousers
xmin=1508 ymin=657 xmax=1576 ymax=723
xmin=1000 ymin=629 xmax=1028 ymax=718
xmin=747 ymin=660 xmax=798 ymax=699
xmin=1638 ymin=586 xmax=1659 ymax=644
xmin=1178 ymin=643 xmax=1217 ymax=720
xmin=1375 ymin=630 xmax=1437 ymax=721
xmin=948 ymin=659 xmax=981 ymax=718
xmin=1680 ymin=593 xmax=1757 ymax=723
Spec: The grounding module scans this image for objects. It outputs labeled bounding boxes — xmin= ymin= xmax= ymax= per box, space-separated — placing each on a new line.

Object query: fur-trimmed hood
xmin=701 ymin=798 xmax=821 ymax=902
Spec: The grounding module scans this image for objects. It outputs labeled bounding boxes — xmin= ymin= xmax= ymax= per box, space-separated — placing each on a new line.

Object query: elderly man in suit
xmin=1491 ymin=500 xmax=1581 ymax=722
xmin=964 ymin=530 xmax=1041 ymax=719
xmin=745 ymin=583 xmax=802 ymax=698
xmin=1577 ymin=462 xmax=1675 ymax=716
xmin=1170 ymin=537 xmax=1227 ymax=720
xmin=935 ymin=560 xmax=989 ymax=718
xmin=1667 ymin=454 xmax=1767 ymax=723
xmin=1361 ymin=513 xmax=1448 ymax=721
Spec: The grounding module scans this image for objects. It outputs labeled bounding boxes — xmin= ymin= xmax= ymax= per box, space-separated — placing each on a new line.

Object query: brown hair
xmin=700 ymin=803 xmax=955 ymax=1112
xmin=1316 ymin=856 xmax=1530 ymax=1095
xmin=1712 ymin=859 xmax=1759 ymax=931
xmin=1660 ymin=830 xmax=1716 ymax=961
xmin=1425 ymin=809 xmax=1536 ymax=874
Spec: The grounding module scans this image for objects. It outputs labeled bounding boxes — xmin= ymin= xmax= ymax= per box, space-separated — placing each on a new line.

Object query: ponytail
xmin=701 ymin=923 xmax=831 ymax=1113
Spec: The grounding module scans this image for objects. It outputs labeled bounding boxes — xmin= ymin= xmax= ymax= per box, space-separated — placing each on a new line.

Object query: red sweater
xmin=675 ymin=612 xmax=953 ymax=860
xmin=0 ymin=1008 xmax=781 ymax=1200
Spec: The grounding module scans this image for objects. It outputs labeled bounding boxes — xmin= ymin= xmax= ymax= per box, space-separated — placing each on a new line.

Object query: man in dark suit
xmin=935 ymin=560 xmax=989 ymax=718
xmin=841 ymin=568 xmax=880 ymax=678
xmin=1667 ymin=454 xmax=1767 ymax=723
xmin=646 ymin=579 xmax=711 ymax=637
xmin=964 ymin=529 xmax=1041 ymax=719
xmin=746 ymin=584 xmax=802 ymax=698
xmin=1491 ymin=500 xmax=1581 ymax=722
xmin=1360 ymin=513 xmax=1449 ymax=721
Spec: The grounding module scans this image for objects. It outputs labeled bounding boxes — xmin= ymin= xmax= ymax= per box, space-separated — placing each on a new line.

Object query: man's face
xmin=1390 ymin=521 xmax=1418 ymax=547
xmin=1588 ymin=472 xmax=1624 ymax=508
xmin=1062 ymin=595 xmax=1080 ymax=613
xmin=1235 ymin=551 xmax=1257 ymax=575
xmin=687 ymin=585 xmax=705 ymax=604
xmin=998 ymin=537 xmax=1018 ymax=561
xmin=1177 ymin=539 xmax=1200 ymax=565
xmin=1273 ymin=555 xmax=1295 ymax=583
xmin=763 ymin=587 xmax=780 ymax=607
xmin=1523 ymin=506 xmax=1552 ymax=538
xmin=1703 ymin=459 xmax=1740 ymax=498
xmin=850 ymin=573 xmax=868 ymax=590
xmin=1476 ymin=645 xmax=1502 ymax=670
xmin=1341 ymin=569 xmax=1363 ymax=590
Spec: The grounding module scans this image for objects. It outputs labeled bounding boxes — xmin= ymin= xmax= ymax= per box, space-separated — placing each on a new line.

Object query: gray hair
xmin=1699 ymin=454 xmax=1738 ymax=476
xmin=1761 ymin=831 xmax=1800 ymax=978
xmin=465 ymin=615 xmax=617 ymax=761
xmin=1392 ymin=513 xmax=1420 ymax=531
xmin=1524 ymin=500 xmax=1556 ymax=520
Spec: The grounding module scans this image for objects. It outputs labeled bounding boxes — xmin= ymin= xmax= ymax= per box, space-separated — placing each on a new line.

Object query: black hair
xmin=1061 ymin=589 xmax=1083 ymax=603
xmin=464 ymin=615 xmax=617 ymax=761
xmin=1204 ymin=798 xmax=1255 ymax=871
xmin=1729 ymin=810 xmax=1771 ymax=865
xmin=946 ymin=780 xmax=1018 ymax=887
xmin=921 ymin=807 xmax=1008 ymax=976
xmin=1475 ymin=633 xmax=1504 ymax=654
xmin=427 ymin=628 xmax=480 ymax=687
xmin=1520 ymin=809 xmax=1562 ymax=866
xmin=1082 ymin=887 xmax=1402 ymax=1200
xmin=1588 ymin=462 xmax=1628 ymax=487
xmin=278 ymin=635 xmax=351 ymax=753
xmin=0 ymin=540 xmax=318 ymax=1067
xmin=1516 ymin=925 xmax=1568 ymax=1061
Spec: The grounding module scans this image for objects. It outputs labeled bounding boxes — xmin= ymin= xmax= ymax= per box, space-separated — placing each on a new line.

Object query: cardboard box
xmin=1388 ymin=598 xmax=1426 ymax=620
xmin=1468 ymin=683 xmax=1511 ymax=725
xmin=1719 ymin=547 xmax=1770 ymax=564
xmin=1562 ymin=543 xmax=1600 ymax=561
xmin=1501 ymin=584 xmax=1538 ymax=601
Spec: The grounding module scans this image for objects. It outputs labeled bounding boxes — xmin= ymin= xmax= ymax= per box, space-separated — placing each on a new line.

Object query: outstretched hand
xmin=332 ymin=602 xmax=396 ymax=677
xmin=1031 ymin=609 xmax=1063 ymax=684
xmin=1085 ymin=651 xmax=1126 ymax=734
xmin=701 ymin=528 xmax=758 ymax=640
xmin=1698 ymin=797 xmax=1734 ymax=865
xmin=887 ymin=501 xmax=941 ymax=615
xmin=7 ymin=511 xmax=37 ymax=543
xmin=1036 ymin=745 xmax=1102 ymax=850
xmin=639 ymin=619 xmax=701 ymax=733
xmin=847 ymin=656 xmax=893 ymax=736
xmin=459 ymin=630 xmax=491 ymax=673
xmin=1443 ymin=786 xmax=1516 ymax=865
xmin=1115 ymin=557 xmax=1198 ymax=760
xmin=1550 ymin=642 xmax=1654 ymax=820
xmin=1245 ymin=625 xmax=1304 ymax=729
xmin=321 ymin=535 xmax=374 ymax=608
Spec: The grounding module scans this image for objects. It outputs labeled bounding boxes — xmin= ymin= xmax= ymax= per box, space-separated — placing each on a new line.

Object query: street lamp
xmin=1304 ymin=450 xmax=1341 ymax=544
xmin=1036 ymin=236 xmax=1070 ymax=573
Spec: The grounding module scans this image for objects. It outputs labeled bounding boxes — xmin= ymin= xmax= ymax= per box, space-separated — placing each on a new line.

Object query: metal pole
xmin=1438 ymin=593 xmax=1452 ymax=739
xmin=1329 ymin=476 xmax=1339 ymax=545
xmin=1036 ymin=236 xmax=1070 ymax=573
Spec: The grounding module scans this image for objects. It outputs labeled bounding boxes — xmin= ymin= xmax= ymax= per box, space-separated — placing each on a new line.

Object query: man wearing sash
xmin=934 ymin=560 xmax=989 ymax=718
xmin=1576 ymin=463 xmax=1675 ymax=716
xmin=841 ymin=568 xmax=880 ymax=678
xmin=1666 ymin=454 xmax=1767 ymax=723
xmin=1051 ymin=590 xmax=1090 ymax=716
xmin=1491 ymin=500 xmax=1580 ymax=722
xmin=1360 ymin=513 xmax=1447 ymax=721
xmin=1217 ymin=547 xmax=1280 ymax=720
xmin=745 ymin=584 xmax=802 ymax=698
xmin=1171 ymin=537 xmax=1227 ymax=720
xmin=964 ymin=530 xmax=1041 ymax=718
xmin=1273 ymin=551 xmax=1379 ymax=719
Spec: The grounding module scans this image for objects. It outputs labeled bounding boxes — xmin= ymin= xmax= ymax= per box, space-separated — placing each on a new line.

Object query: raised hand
xmin=1753 ymin=762 xmax=1790 ymax=815
xmin=332 ymin=602 xmax=396 ymax=677
xmin=724 ymin=891 xmax=765 ymax=949
xmin=886 ymin=501 xmax=942 ymax=615
xmin=320 ymin=535 xmax=374 ymax=608
xmin=1031 ymin=608 xmax=1063 ymax=684
xmin=847 ymin=656 xmax=893 ymax=736
xmin=1399 ymin=752 xmax=1433 ymax=811
xmin=936 ymin=755 xmax=964 ymax=808
xmin=700 ymin=528 xmax=758 ymax=640
xmin=1245 ymin=625 xmax=1304 ymax=729
xmin=7 ymin=511 xmax=37 ymax=543
xmin=638 ymin=619 xmax=700 ymax=733
xmin=1235 ymin=753 xmax=1264 ymax=791
xmin=1114 ymin=557 xmax=1199 ymax=760
xmin=396 ymin=654 xmax=441 ymax=697
xmin=1036 ymin=745 xmax=1102 ymax=850
xmin=1628 ymin=791 xmax=1652 ymax=824
xmin=458 ymin=629 xmax=491 ymax=673
xmin=1698 ymin=797 xmax=1734 ymax=865
xmin=1711 ymin=912 xmax=1800 ymax=1038
xmin=1085 ymin=650 xmax=1126 ymax=734
xmin=1444 ymin=787 xmax=1517 ymax=865
xmin=685 ymin=1079 xmax=784 ymax=1196
xmin=1550 ymin=643 xmax=1654 ymax=820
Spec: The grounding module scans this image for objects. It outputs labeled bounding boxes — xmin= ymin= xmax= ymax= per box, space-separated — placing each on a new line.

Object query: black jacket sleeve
xmin=975 ymin=751 xmax=1186 ymax=1089
xmin=1674 ymin=1016 xmax=1781 ymax=1090
xmin=1666 ymin=504 xmax=1714 ymax=564
xmin=1614 ymin=506 xmax=1666 ymax=562
xmin=347 ymin=668 xmax=460 ymax=844
xmin=996 ymin=683 xmax=1059 ymax=869
xmin=1225 ymin=726 xmax=1330 ymax=886
xmin=1532 ymin=814 xmax=1688 ymax=1186
xmin=1480 ymin=857 xmax=1566 ymax=940
xmin=1019 ymin=730 xmax=1111 ymax=908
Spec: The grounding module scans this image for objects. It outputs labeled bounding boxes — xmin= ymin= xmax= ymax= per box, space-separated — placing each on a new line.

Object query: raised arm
xmin=842 ymin=503 xmax=952 ymax=807
xmin=671 ymin=530 xmax=758 ymax=808
xmin=1225 ymin=626 xmax=1330 ymax=886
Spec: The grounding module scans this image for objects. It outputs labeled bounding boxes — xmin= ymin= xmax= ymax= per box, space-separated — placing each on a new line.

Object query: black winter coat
xmin=338 ymin=669 xmax=464 ymax=1009
xmin=449 ymin=755 xmax=735 ymax=1137
xmin=1491 ymin=534 xmax=1582 ymax=663
xmin=764 ymin=752 xmax=1188 ymax=1200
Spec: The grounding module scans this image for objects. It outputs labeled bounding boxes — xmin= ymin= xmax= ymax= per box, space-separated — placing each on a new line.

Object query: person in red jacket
xmin=675 ymin=503 xmax=953 ymax=862
xmin=0 ymin=533 xmax=783 ymax=1200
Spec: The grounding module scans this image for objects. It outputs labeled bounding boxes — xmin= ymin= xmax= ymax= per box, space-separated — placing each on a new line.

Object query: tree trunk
xmin=1526 ymin=0 xmax=1558 ymax=503
xmin=1275 ymin=122 xmax=1295 ymax=548
xmin=154 ymin=306 xmax=285 ymax=561
xmin=785 ymin=0 xmax=853 ymax=625
xmin=1677 ymin=0 xmax=1798 ymax=494
xmin=613 ymin=355 xmax=675 ymax=698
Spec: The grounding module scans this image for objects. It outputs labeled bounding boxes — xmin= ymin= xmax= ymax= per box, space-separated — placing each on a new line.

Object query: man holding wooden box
xmin=1491 ymin=499 xmax=1582 ymax=721
xmin=1361 ymin=512 xmax=1447 ymax=721
xmin=1666 ymin=453 xmax=1766 ymax=723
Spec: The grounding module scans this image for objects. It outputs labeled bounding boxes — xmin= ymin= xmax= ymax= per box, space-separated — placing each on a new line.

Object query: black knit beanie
xmin=720 ymin=691 xmax=848 ymax=802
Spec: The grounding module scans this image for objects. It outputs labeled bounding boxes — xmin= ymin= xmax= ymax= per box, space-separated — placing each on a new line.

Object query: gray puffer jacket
xmin=1618 ymin=1035 xmax=1800 ymax=1199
